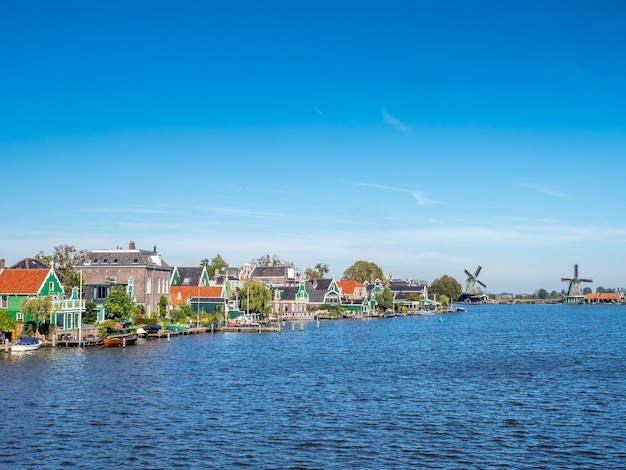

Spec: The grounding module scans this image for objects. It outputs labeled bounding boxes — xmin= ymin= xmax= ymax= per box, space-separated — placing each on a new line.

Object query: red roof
xmin=0 ymin=269 xmax=51 ymax=295
xmin=337 ymin=279 xmax=365 ymax=295
xmin=170 ymin=285 xmax=224 ymax=307
xmin=584 ymin=292 xmax=624 ymax=300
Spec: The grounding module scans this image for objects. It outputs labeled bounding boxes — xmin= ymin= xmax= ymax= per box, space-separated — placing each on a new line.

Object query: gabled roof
xmin=337 ymin=279 xmax=365 ymax=295
xmin=0 ymin=268 xmax=52 ymax=295
xmin=170 ymin=286 xmax=224 ymax=307
xmin=10 ymin=258 xmax=50 ymax=269
xmin=271 ymin=286 xmax=300 ymax=301
xmin=172 ymin=267 xmax=204 ymax=286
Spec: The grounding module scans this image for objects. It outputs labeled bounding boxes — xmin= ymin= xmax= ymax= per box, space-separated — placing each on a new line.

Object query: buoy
xmin=439 ymin=316 xmax=444 ymax=323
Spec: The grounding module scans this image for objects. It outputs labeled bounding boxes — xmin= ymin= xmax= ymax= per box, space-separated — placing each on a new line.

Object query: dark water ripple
xmin=2 ymin=304 xmax=626 ymax=469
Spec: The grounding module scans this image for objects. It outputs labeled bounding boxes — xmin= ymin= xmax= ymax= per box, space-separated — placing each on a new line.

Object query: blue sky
xmin=2 ymin=1 xmax=626 ymax=294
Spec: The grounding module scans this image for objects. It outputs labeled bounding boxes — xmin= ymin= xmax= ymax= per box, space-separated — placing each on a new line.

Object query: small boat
xmin=103 ymin=328 xmax=138 ymax=347
xmin=143 ymin=324 xmax=162 ymax=335
xmin=103 ymin=333 xmax=138 ymax=347
xmin=11 ymin=336 xmax=42 ymax=352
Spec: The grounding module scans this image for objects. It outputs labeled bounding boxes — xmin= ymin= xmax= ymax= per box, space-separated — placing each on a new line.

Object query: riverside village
xmin=1 ymin=241 xmax=623 ymax=352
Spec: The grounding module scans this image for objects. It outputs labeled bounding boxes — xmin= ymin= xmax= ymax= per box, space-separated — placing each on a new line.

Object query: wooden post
xmin=167 ymin=332 xmax=171 ymax=342
xmin=122 ymin=336 xmax=127 ymax=348
xmin=300 ymin=322 xmax=304 ymax=331
xmin=4 ymin=339 xmax=8 ymax=352
xmin=292 ymin=323 xmax=295 ymax=332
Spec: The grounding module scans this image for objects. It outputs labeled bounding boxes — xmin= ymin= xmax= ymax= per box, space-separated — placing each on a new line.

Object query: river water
xmin=2 ymin=304 xmax=625 ymax=469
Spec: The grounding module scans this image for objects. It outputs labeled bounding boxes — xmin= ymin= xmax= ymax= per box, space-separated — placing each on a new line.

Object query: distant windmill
xmin=464 ymin=266 xmax=486 ymax=295
xmin=561 ymin=264 xmax=592 ymax=298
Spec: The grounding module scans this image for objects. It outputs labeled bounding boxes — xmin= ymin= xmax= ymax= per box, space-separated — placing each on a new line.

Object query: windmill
xmin=561 ymin=264 xmax=592 ymax=301
xmin=464 ymin=266 xmax=486 ymax=295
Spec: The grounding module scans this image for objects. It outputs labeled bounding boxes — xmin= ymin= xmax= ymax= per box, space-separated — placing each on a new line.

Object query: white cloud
xmin=382 ymin=109 xmax=410 ymax=133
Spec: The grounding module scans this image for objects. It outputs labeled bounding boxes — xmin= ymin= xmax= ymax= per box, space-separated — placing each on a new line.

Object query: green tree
xmin=536 ymin=288 xmax=548 ymax=299
xmin=82 ymin=302 xmax=98 ymax=325
xmin=251 ymin=254 xmax=286 ymax=267
xmin=103 ymin=287 xmax=134 ymax=322
xmin=159 ymin=296 xmax=168 ymax=317
xmin=304 ymin=263 xmax=330 ymax=280
xmin=35 ymin=244 xmax=87 ymax=294
xmin=437 ymin=293 xmax=451 ymax=309
xmin=238 ymin=280 xmax=272 ymax=318
xmin=0 ymin=309 xmax=17 ymax=332
xmin=429 ymin=275 xmax=462 ymax=303
xmin=171 ymin=304 xmax=194 ymax=324
xmin=202 ymin=254 xmax=229 ymax=277
xmin=342 ymin=260 xmax=386 ymax=285
xmin=376 ymin=287 xmax=395 ymax=311
xmin=21 ymin=296 xmax=53 ymax=334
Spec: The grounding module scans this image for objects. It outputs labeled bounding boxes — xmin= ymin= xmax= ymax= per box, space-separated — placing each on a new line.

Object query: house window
xmin=16 ymin=313 xmax=24 ymax=321
xmin=49 ymin=281 xmax=54 ymax=292
xmin=93 ymin=286 xmax=109 ymax=300
xmin=146 ymin=277 xmax=152 ymax=294
xmin=102 ymin=258 xmax=108 ymax=263
xmin=93 ymin=259 xmax=99 ymax=263
xmin=133 ymin=258 xmax=139 ymax=264
xmin=113 ymin=258 xmax=119 ymax=264
xmin=1 ymin=295 xmax=7 ymax=308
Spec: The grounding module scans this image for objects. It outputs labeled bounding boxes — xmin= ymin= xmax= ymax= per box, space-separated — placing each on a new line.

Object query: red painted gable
xmin=0 ymin=269 xmax=50 ymax=295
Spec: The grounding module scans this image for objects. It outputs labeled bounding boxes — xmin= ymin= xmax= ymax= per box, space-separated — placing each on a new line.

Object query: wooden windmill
xmin=561 ymin=264 xmax=592 ymax=302
xmin=464 ymin=266 xmax=486 ymax=295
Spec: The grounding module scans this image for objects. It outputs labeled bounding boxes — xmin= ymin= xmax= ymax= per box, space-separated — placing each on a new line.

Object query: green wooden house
xmin=0 ymin=268 xmax=64 ymax=322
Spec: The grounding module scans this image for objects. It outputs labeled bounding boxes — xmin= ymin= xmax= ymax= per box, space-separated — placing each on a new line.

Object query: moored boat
xmin=11 ymin=336 xmax=42 ymax=352
xmin=103 ymin=331 xmax=138 ymax=347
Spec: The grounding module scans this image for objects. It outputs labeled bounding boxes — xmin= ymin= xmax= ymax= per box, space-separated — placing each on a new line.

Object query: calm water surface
xmin=2 ymin=304 xmax=625 ymax=469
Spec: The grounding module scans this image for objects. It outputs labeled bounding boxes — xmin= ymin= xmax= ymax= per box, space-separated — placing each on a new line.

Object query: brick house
xmin=74 ymin=241 xmax=172 ymax=321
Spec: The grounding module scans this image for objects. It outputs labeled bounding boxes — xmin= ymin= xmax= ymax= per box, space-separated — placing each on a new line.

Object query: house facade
xmin=0 ymin=267 xmax=63 ymax=322
xmin=74 ymin=241 xmax=172 ymax=321
xmin=0 ymin=266 xmax=84 ymax=334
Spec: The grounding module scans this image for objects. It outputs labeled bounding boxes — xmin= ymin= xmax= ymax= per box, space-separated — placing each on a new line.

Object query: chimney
xmin=0 ymin=258 xmax=4 ymax=270
xmin=153 ymin=245 xmax=157 ymax=253
xmin=129 ymin=240 xmax=135 ymax=250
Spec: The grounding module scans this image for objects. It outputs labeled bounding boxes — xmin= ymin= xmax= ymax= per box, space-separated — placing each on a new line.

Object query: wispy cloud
xmin=341 ymin=181 xmax=445 ymax=206
xmin=515 ymin=182 xmax=569 ymax=199
xmin=312 ymin=105 xmax=323 ymax=116
xmin=382 ymin=109 xmax=410 ymax=133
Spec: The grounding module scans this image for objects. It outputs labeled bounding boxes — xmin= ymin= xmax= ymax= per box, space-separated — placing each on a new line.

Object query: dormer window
xmin=113 ymin=258 xmax=119 ymax=264
xmin=93 ymin=259 xmax=99 ymax=263
xmin=133 ymin=258 xmax=139 ymax=264
xmin=102 ymin=258 xmax=108 ymax=263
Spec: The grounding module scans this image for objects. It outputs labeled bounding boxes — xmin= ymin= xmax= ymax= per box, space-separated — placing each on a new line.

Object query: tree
xmin=342 ymin=260 xmax=386 ymax=285
xmin=35 ymin=244 xmax=86 ymax=294
xmin=536 ymin=288 xmax=548 ymax=299
xmin=103 ymin=287 xmax=134 ymax=322
xmin=376 ymin=287 xmax=395 ymax=311
xmin=202 ymin=254 xmax=229 ymax=277
xmin=429 ymin=275 xmax=462 ymax=303
xmin=238 ymin=280 xmax=272 ymax=318
xmin=82 ymin=302 xmax=98 ymax=325
xmin=251 ymin=254 xmax=286 ymax=267
xmin=0 ymin=309 xmax=17 ymax=333
xmin=21 ymin=296 xmax=53 ymax=334
xmin=159 ymin=296 xmax=168 ymax=317
xmin=171 ymin=304 xmax=194 ymax=324
xmin=304 ymin=263 xmax=330 ymax=280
